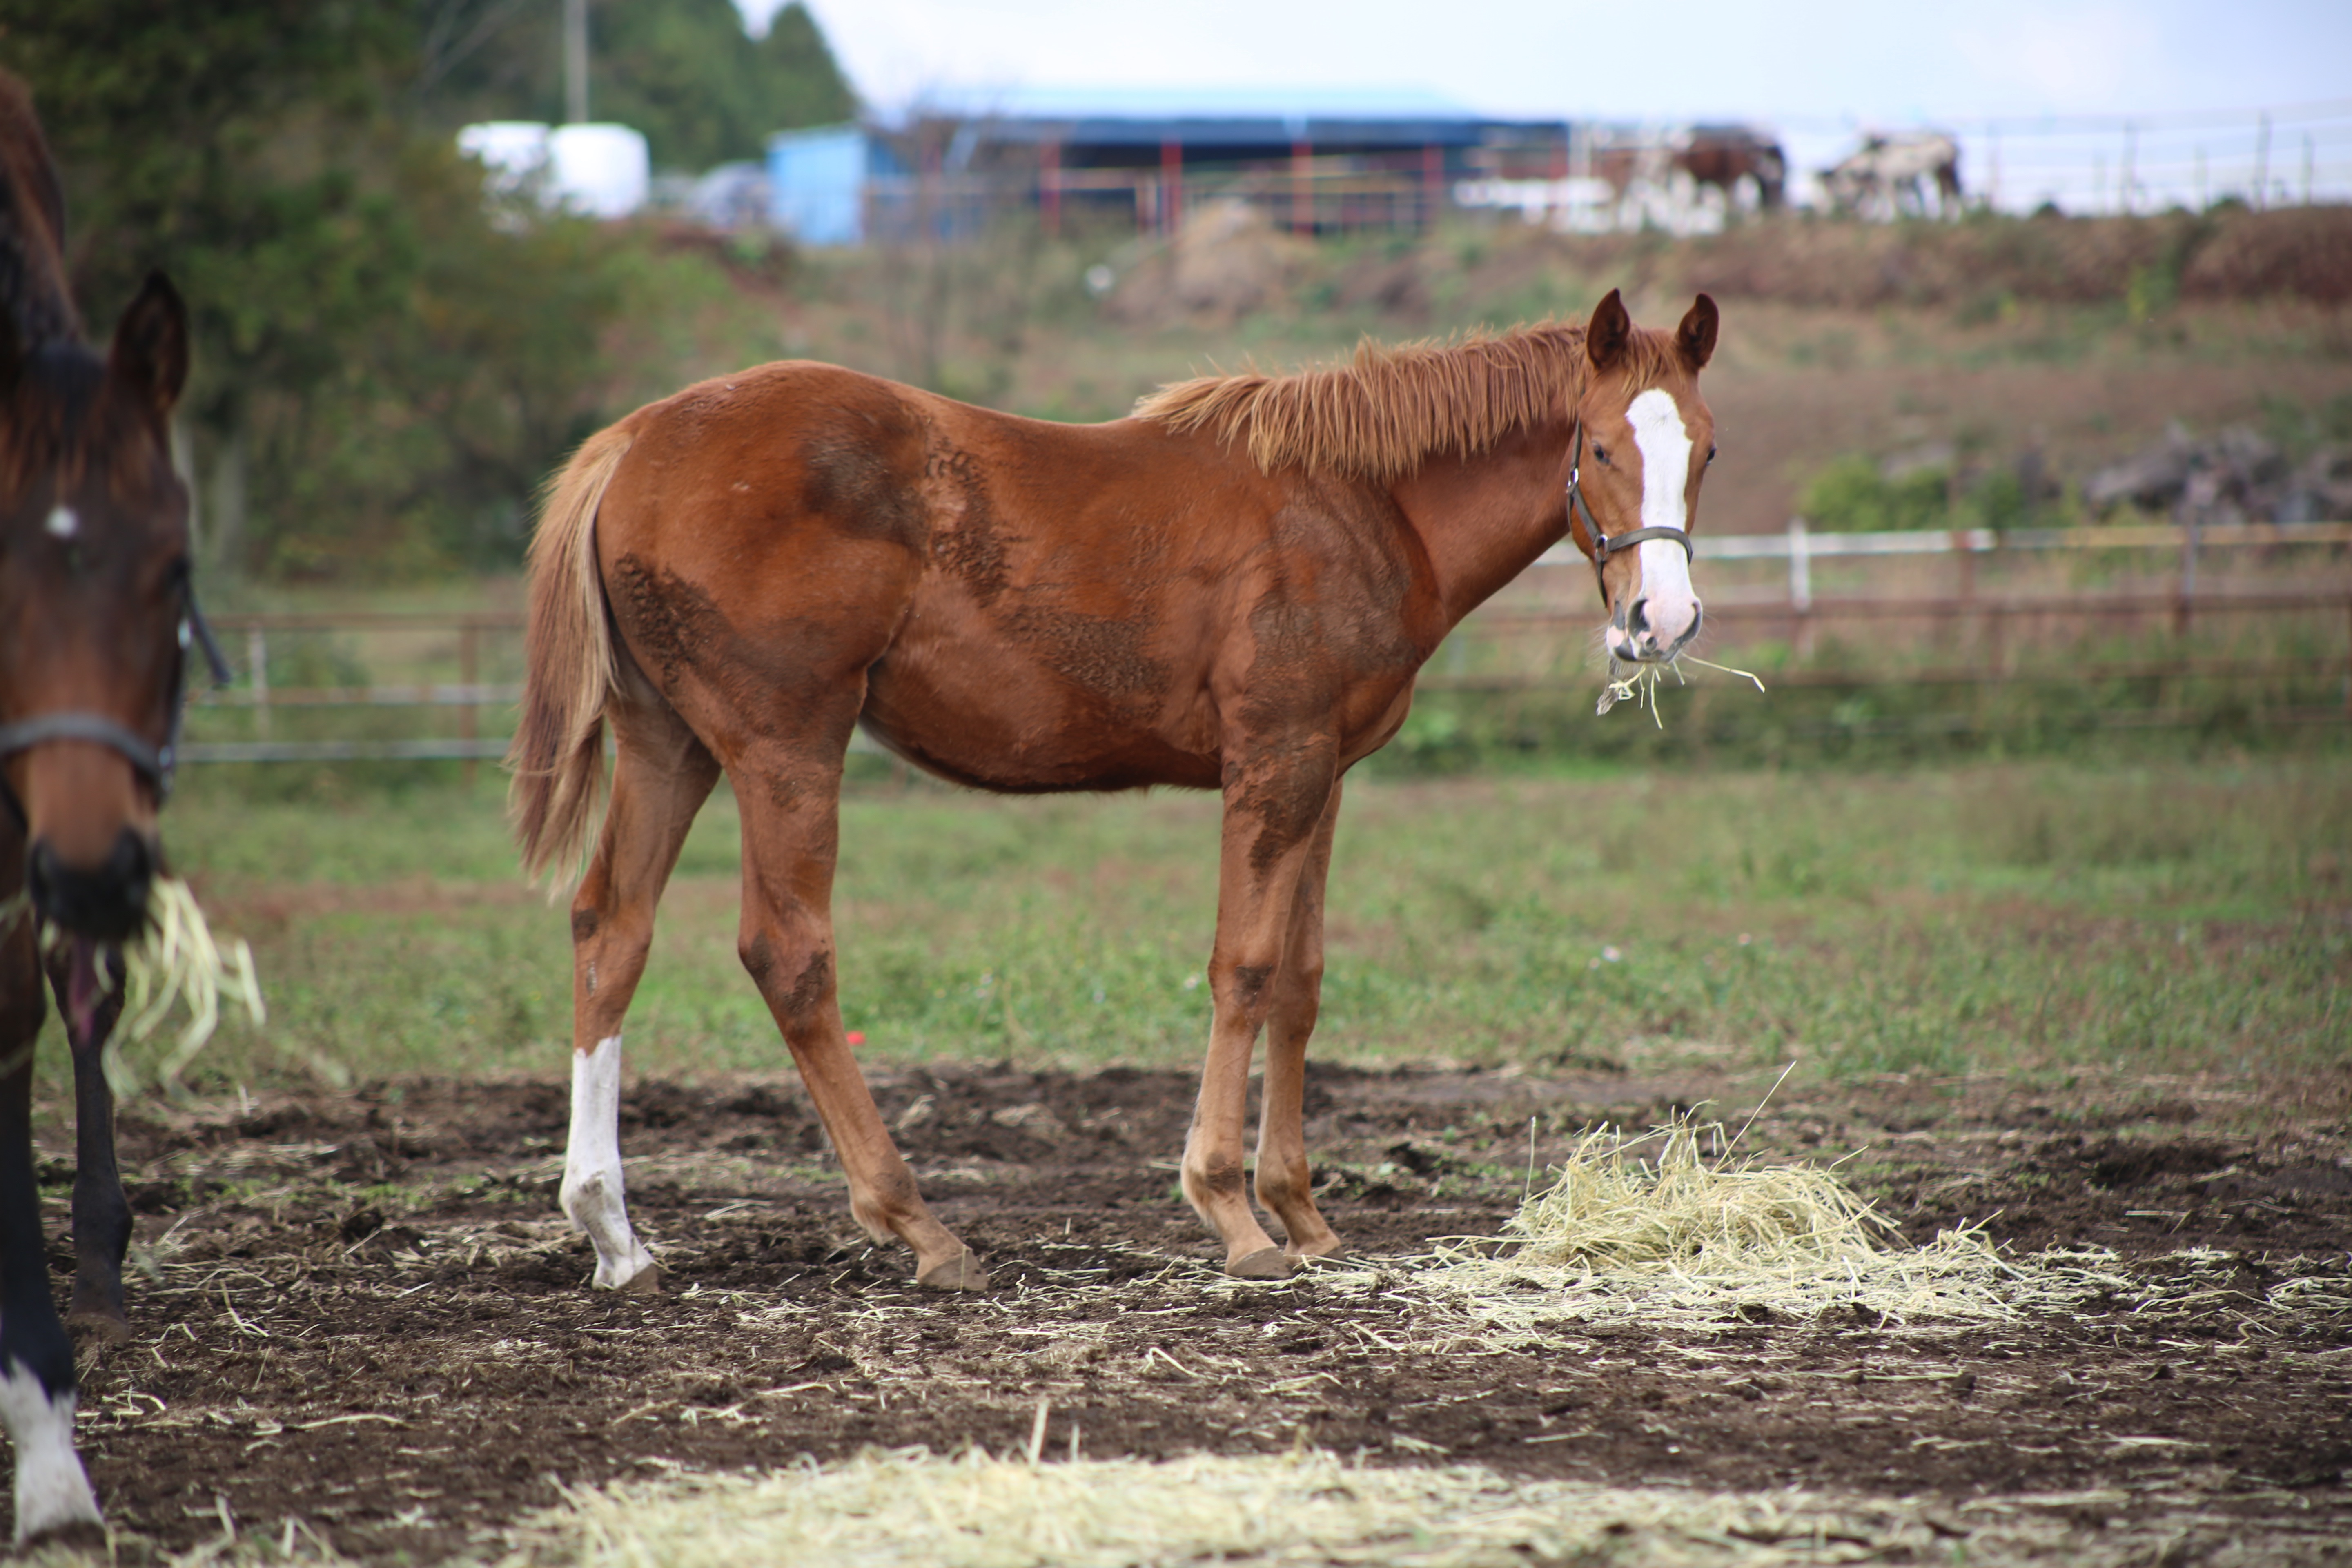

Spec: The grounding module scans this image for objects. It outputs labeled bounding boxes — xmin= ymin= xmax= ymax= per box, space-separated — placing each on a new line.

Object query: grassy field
xmin=73 ymin=753 xmax=2348 ymax=1103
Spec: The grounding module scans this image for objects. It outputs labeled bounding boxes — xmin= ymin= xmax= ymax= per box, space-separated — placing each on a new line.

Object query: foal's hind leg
xmin=561 ymin=687 xmax=720 ymax=1292
xmin=730 ymin=739 xmax=985 ymax=1291
xmin=41 ymin=947 xmax=131 ymax=1339
xmin=1252 ymin=781 xmax=1345 ymax=1261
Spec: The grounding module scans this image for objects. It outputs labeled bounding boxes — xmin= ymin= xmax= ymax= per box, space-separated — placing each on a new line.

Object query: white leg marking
xmin=561 ymin=1034 xmax=657 ymax=1290
xmin=1623 ymin=388 xmax=1702 ymax=652
xmin=0 ymin=1366 xmax=100 ymax=1542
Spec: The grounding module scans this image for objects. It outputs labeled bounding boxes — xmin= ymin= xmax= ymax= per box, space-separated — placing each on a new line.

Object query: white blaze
xmin=562 ymin=1033 xmax=658 ymax=1290
xmin=42 ymin=507 xmax=77 ymax=540
xmin=1623 ymin=388 xmax=1701 ymax=651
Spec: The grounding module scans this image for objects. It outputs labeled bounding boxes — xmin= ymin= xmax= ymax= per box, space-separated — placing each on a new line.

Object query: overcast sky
xmin=737 ymin=0 xmax=2348 ymax=127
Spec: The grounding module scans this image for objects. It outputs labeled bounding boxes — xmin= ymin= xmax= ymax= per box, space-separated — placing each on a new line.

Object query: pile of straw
xmin=496 ymin=1448 xmax=1958 ymax=1568
xmin=1413 ymin=1117 xmax=2123 ymax=1332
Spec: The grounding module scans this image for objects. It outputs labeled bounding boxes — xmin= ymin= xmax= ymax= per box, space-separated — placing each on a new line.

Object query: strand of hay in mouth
xmin=494 ymin=1447 xmax=1969 ymax=1568
xmin=1412 ymin=1117 xmax=2132 ymax=1333
xmin=1597 ymin=655 xmax=1766 ymax=728
xmin=0 ymin=878 xmax=263 ymax=1092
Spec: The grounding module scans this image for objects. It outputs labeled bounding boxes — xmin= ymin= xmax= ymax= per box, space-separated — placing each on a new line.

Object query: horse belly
xmin=861 ymin=624 xmax=1221 ymax=793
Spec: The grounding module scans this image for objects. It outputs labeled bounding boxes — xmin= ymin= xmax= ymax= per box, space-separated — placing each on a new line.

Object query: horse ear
xmin=1585 ymin=288 xmax=1631 ymax=372
xmin=1677 ymin=293 xmax=1719 ymax=370
xmin=107 ymin=270 xmax=188 ymax=420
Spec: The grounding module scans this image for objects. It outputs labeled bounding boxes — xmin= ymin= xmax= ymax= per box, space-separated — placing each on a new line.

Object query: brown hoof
xmin=1227 ymin=1246 xmax=1296 ymax=1280
xmin=617 ymin=1265 xmax=664 ymax=1297
xmin=66 ymin=1308 xmax=132 ymax=1346
xmin=917 ymin=1250 xmax=991 ymax=1292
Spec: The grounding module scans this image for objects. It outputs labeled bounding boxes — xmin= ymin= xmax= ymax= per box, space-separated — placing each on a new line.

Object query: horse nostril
xmin=1627 ymin=598 xmax=1651 ymax=639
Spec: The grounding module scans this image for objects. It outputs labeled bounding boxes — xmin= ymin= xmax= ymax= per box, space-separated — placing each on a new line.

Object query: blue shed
xmin=767 ymin=124 xmax=904 ymax=245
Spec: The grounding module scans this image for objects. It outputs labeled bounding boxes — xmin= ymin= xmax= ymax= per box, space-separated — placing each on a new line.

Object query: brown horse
xmin=510 ymin=287 xmax=1719 ymax=1294
xmin=0 ymin=70 xmax=201 ymax=1541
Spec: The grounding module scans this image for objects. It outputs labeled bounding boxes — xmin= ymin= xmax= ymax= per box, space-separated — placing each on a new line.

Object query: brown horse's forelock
xmin=1134 ymin=322 xmax=1686 ymax=480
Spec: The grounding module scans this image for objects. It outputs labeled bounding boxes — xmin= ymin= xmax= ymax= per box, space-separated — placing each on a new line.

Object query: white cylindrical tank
xmin=548 ymin=124 xmax=650 ymax=218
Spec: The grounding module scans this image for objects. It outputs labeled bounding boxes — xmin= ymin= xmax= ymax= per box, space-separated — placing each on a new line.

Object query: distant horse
xmin=510 ymin=288 xmax=1720 ymax=1294
xmin=1674 ymin=126 xmax=1786 ymax=213
xmin=0 ymin=70 xmax=214 ymax=1542
xmin=1823 ymin=131 xmax=1963 ymax=219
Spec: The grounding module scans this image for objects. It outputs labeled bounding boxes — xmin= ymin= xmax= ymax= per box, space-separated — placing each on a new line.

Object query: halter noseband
xmin=1565 ymin=422 xmax=1694 ymax=591
xmin=0 ymin=573 xmax=234 ymax=826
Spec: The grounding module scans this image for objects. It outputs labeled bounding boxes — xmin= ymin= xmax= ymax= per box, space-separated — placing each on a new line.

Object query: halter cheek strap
xmin=0 ymin=575 xmax=234 ymax=826
xmin=1565 ymin=422 xmax=1695 ymax=582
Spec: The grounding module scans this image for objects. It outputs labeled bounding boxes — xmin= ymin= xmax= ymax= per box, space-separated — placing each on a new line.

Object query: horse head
xmin=0 ymin=272 xmax=193 ymax=942
xmin=1565 ymin=288 xmax=1717 ymax=666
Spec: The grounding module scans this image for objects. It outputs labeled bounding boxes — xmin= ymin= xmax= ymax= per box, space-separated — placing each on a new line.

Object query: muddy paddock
xmin=29 ymin=1062 xmax=2352 ymax=1561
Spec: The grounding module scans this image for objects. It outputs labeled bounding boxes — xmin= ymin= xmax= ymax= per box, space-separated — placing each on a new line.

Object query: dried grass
xmin=1410 ymin=1118 xmax=2132 ymax=1334
xmin=494 ymin=1447 xmax=1956 ymax=1568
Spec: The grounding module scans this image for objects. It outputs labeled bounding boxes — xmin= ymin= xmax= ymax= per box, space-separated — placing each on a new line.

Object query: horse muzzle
xmin=1607 ymin=594 xmax=1704 ymax=664
xmin=27 ymin=828 xmax=156 ymax=944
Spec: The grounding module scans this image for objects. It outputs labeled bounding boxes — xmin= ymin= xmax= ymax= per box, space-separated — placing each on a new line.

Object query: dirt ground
xmin=30 ymin=1060 xmax=2352 ymax=1563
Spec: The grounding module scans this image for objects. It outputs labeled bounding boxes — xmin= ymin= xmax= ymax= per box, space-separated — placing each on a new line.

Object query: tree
xmin=415 ymin=0 xmax=858 ymax=172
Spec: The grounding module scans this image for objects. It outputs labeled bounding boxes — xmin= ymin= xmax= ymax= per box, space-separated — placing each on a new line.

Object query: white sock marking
xmin=562 ymin=1034 xmax=657 ymax=1290
xmin=0 ymin=1365 xmax=100 ymax=1542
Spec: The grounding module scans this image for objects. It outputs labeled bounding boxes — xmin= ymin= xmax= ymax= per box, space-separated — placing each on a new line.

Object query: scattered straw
xmin=0 ymin=877 xmax=263 ymax=1092
xmin=496 ymin=1448 xmax=1966 ymax=1568
xmin=1414 ymin=1117 xmax=2129 ymax=1333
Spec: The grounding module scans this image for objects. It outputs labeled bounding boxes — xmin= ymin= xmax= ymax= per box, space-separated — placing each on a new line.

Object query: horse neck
xmin=1388 ymin=413 xmax=1577 ymax=633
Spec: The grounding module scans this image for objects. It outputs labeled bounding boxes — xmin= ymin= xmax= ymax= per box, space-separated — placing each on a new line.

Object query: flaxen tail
xmin=507 ymin=423 xmax=633 ymax=886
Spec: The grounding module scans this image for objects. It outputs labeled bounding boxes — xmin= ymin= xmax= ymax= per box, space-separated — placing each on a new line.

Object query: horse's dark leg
xmin=0 ymin=847 xmax=103 ymax=1540
xmin=40 ymin=947 xmax=130 ymax=1339
xmin=1252 ymin=780 xmax=1344 ymax=1261
xmin=561 ymin=679 xmax=720 ymax=1294
xmin=731 ymin=733 xmax=986 ymax=1292
xmin=1182 ymin=741 xmax=1340 ymax=1278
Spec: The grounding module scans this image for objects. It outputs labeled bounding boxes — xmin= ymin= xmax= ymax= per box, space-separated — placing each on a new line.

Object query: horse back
xmin=593 ymin=361 xmax=1441 ymax=791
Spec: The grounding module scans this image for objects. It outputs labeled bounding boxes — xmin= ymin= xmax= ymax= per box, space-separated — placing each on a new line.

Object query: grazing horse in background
xmin=1824 ymin=131 xmax=1963 ymax=219
xmin=0 ymin=70 xmax=204 ymax=1542
xmin=510 ymin=287 xmax=1719 ymax=1294
xmin=1674 ymin=126 xmax=1786 ymax=212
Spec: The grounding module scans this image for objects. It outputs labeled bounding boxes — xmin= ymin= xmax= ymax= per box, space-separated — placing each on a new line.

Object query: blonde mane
xmin=1134 ymin=322 xmax=1682 ymax=479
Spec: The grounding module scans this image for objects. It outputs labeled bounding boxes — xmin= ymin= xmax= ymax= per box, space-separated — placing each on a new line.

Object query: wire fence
xmin=174 ymin=522 xmax=2351 ymax=772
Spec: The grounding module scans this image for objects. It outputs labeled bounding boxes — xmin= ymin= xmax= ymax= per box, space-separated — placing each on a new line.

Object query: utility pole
xmin=564 ymin=0 xmax=588 ymax=124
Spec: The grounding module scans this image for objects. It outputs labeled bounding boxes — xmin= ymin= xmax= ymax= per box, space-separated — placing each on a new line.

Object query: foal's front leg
xmin=1181 ymin=746 xmax=1339 ymax=1277
xmin=0 ymin=888 xmax=101 ymax=1540
xmin=1252 ymin=781 xmax=1345 ymax=1260
xmin=43 ymin=945 xmax=131 ymax=1338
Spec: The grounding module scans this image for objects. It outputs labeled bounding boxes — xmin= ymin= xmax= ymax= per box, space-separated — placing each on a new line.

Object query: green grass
xmin=69 ymin=755 xmax=2346 ymax=1100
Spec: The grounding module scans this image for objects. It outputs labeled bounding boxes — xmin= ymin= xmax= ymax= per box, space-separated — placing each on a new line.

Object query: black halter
xmin=0 ymin=569 xmax=234 ymax=825
xmin=1565 ymin=422 xmax=1695 ymax=592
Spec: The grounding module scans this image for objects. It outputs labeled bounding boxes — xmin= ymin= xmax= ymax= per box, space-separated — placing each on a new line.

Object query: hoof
xmin=1227 ymin=1246 xmax=1296 ymax=1280
xmin=613 ymin=1265 xmax=664 ymax=1297
xmin=1287 ymin=1236 xmax=1345 ymax=1262
xmin=65 ymin=1309 xmax=131 ymax=1347
xmin=916 ymin=1250 xmax=990 ymax=1292
xmin=19 ymin=1519 xmax=107 ymax=1552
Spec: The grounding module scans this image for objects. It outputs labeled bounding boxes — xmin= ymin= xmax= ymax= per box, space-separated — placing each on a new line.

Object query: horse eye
xmin=1593 ymin=443 xmax=1611 ymax=466
xmin=1707 ymin=445 xmax=1718 ymax=464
